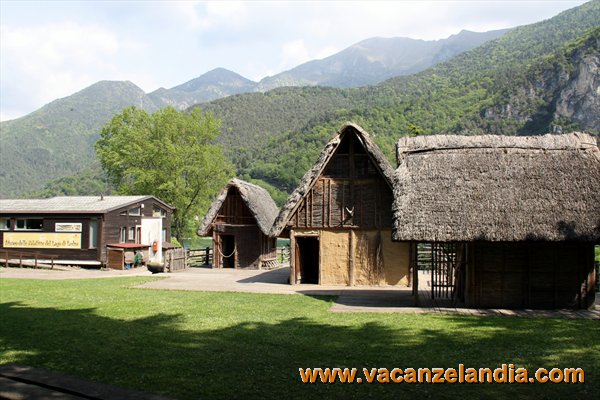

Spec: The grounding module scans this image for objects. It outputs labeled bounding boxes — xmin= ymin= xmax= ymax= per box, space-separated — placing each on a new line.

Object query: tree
xmin=96 ymin=106 xmax=234 ymax=241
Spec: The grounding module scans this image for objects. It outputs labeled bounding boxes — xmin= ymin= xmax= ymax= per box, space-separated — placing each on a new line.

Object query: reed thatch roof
xmin=392 ymin=133 xmax=600 ymax=242
xmin=270 ymin=123 xmax=395 ymax=237
xmin=197 ymin=178 xmax=278 ymax=236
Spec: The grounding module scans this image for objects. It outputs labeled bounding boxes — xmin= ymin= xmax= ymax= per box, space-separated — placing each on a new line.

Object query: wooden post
xmin=327 ymin=180 xmax=332 ymax=227
xmin=412 ymin=243 xmax=419 ymax=306
xmin=290 ymin=232 xmax=296 ymax=285
xmin=349 ymin=230 xmax=355 ymax=286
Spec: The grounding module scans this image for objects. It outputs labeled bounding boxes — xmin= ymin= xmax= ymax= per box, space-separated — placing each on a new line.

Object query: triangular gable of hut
xmin=270 ymin=123 xmax=396 ymax=237
xmin=197 ymin=179 xmax=279 ymax=236
xmin=392 ymin=132 xmax=600 ymax=242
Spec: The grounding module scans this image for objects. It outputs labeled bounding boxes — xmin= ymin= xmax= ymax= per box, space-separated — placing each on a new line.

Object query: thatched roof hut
xmin=392 ymin=133 xmax=600 ymax=243
xmin=198 ymin=178 xmax=278 ymax=237
xmin=270 ymin=123 xmax=395 ymax=237
xmin=197 ymin=178 xmax=279 ymax=269
xmin=269 ymin=123 xmax=409 ymax=286
xmin=393 ymin=133 xmax=599 ymax=309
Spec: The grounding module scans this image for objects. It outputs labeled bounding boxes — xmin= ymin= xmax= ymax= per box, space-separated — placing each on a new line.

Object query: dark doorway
xmin=221 ymin=235 xmax=236 ymax=268
xmin=296 ymin=236 xmax=319 ymax=284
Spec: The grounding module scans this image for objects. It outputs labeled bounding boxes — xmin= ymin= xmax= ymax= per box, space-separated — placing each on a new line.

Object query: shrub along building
xmin=198 ymin=179 xmax=279 ymax=269
xmin=392 ymin=133 xmax=600 ymax=309
xmin=270 ymin=123 xmax=410 ymax=286
xmin=0 ymin=196 xmax=174 ymax=267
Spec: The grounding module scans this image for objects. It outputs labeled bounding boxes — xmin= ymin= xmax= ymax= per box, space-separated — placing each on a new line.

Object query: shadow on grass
xmin=0 ymin=301 xmax=598 ymax=400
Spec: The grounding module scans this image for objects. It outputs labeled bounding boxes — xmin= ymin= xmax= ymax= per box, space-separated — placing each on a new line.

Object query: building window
xmin=15 ymin=219 xmax=43 ymax=231
xmin=128 ymin=226 xmax=135 ymax=241
xmin=89 ymin=220 xmax=98 ymax=249
xmin=129 ymin=206 xmax=141 ymax=216
xmin=162 ymin=228 xmax=167 ymax=242
xmin=120 ymin=227 xmax=127 ymax=242
xmin=0 ymin=218 xmax=10 ymax=230
xmin=153 ymin=206 xmax=166 ymax=218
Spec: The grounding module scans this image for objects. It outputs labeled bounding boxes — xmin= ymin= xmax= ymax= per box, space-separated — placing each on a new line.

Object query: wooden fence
xmin=1 ymin=250 xmax=58 ymax=269
xmin=186 ymin=246 xmax=290 ymax=269
xmin=188 ymin=247 xmax=212 ymax=267
xmin=165 ymin=247 xmax=187 ymax=272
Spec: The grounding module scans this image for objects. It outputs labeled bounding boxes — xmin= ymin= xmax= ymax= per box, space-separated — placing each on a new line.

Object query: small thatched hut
xmin=393 ymin=133 xmax=600 ymax=309
xmin=270 ymin=123 xmax=410 ymax=286
xmin=198 ymin=179 xmax=279 ymax=269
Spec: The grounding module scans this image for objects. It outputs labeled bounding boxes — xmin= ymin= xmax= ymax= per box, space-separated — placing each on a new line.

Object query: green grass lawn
xmin=0 ymin=277 xmax=598 ymax=399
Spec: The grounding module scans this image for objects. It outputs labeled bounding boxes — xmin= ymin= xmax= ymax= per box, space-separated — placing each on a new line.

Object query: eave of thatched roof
xmin=269 ymin=123 xmax=395 ymax=237
xmin=392 ymin=133 xmax=600 ymax=242
xmin=197 ymin=179 xmax=279 ymax=236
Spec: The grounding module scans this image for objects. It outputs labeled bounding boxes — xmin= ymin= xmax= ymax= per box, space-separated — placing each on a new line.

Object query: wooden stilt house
xmin=392 ymin=133 xmax=600 ymax=309
xmin=198 ymin=179 xmax=279 ymax=269
xmin=270 ymin=123 xmax=410 ymax=286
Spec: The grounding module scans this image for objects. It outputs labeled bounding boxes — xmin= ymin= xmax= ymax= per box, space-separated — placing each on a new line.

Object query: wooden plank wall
xmin=467 ymin=242 xmax=596 ymax=309
xmin=214 ymin=188 xmax=256 ymax=225
xmin=291 ymin=133 xmax=393 ymax=230
xmin=213 ymin=224 xmax=266 ymax=269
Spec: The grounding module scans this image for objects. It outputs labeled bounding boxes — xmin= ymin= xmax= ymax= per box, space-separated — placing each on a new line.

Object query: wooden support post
xmin=349 ymin=230 xmax=355 ymax=286
xmin=322 ymin=180 xmax=325 ymax=227
xmin=327 ymin=180 xmax=332 ymax=227
xmin=412 ymin=243 xmax=419 ymax=306
xmin=290 ymin=232 xmax=296 ymax=285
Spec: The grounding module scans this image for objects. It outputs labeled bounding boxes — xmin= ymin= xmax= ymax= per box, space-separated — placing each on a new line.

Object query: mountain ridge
xmin=2 ymin=1 xmax=599 ymax=198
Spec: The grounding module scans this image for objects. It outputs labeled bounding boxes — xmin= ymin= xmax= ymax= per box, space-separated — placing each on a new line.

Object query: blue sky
xmin=0 ymin=0 xmax=589 ymax=121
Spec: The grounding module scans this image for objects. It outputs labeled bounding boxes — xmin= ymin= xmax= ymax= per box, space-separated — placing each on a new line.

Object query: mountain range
xmin=1 ymin=0 xmax=599 ymax=199
xmin=0 ymin=28 xmax=509 ymax=197
xmin=147 ymin=29 xmax=509 ymax=109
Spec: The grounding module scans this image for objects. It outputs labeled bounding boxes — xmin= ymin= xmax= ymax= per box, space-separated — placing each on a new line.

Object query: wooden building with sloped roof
xmin=392 ymin=133 xmax=600 ymax=309
xmin=198 ymin=179 xmax=279 ymax=269
xmin=0 ymin=195 xmax=174 ymax=267
xmin=270 ymin=123 xmax=410 ymax=286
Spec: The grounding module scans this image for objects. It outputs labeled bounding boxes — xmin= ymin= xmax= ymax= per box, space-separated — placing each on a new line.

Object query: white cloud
xmin=0 ymin=21 xmax=150 ymax=119
xmin=280 ymin=39 xmax=311 ymax=70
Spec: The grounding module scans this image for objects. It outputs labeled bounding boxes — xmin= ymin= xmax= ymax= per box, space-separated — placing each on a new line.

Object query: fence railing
xmin=186 ymin=246 xmax=290 ymax=268
xmin=188 ymin=247 xmax=212 ymax=267
xmin=1 ymin=250 xmax=58 ymax=269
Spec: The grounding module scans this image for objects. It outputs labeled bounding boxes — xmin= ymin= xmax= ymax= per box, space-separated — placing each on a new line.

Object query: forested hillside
xmin=10 ymin=1 xmax=600 ymax=203
xmin=0 ymin=81 xmax=161 ymax=197
xmin=198 ymin=1 xmax=599 ymax=198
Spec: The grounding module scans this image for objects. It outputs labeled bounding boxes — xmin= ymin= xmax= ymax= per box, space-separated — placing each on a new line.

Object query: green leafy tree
xmin=96 ymin=106 xmax=234 ymax=241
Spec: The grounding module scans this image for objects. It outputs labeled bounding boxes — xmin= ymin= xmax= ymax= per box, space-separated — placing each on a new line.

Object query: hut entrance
xmin=220 ymin=234 xmax=236 ymax=268
xmin=296 ymin=236 xmax=319 ymax=284
xmin=417 ymin=243 xmax=463 ymax=300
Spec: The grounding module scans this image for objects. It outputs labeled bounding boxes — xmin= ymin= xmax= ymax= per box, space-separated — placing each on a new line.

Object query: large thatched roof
xmin=197 ymin=179 xmax=279 ymax=236
xmin=392 ymin=133 xmax=600 ymax=242
xmin=269 ymin=123 xmax=395 ymax=237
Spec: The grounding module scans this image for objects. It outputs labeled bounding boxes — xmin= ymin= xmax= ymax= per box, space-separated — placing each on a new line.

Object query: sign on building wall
xmin=55 ymin=223 xmax=82 ymax=232
xmin=3 ymin=233 xmax=81 ymax=249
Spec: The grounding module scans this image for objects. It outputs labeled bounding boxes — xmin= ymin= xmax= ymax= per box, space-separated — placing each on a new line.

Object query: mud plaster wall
xmin=308 ymin=229 xmax=409 ymax=286
xmin=319 ymin=230 xmax=350 ymax=285
xmin=353 ymin=230 xmax=409 ymax=286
